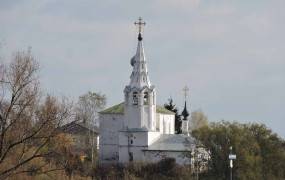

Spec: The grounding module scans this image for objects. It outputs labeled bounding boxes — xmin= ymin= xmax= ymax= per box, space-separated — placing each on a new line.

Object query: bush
xmin=93 ymin=158 xmax=193 ymax=180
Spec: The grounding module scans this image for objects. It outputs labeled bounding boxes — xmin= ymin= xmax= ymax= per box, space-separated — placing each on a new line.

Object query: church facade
xmin=99 ymin=18 xmax=195 ymax=165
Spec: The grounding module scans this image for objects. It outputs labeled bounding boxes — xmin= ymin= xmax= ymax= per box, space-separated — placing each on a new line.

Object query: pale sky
xmin=0 ymin=0 xmax=284 ymax=137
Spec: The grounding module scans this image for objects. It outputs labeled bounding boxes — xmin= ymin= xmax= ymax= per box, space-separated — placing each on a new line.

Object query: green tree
xmin=192 ymin=121 xmax=285 ymax=180
xmin=164 ymin=98 xmax=182 ymax=134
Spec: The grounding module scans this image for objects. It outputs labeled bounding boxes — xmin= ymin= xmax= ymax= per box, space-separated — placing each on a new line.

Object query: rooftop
xmin=144 ymin=134 xmax=196 ymax=152
xmin=99 ymin=102 xmax=175 ymax=115
xmin=60 ymin=121 xmax=99 ymax=134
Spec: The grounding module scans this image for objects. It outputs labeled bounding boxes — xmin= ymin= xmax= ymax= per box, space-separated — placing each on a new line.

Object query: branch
xmin=0 ymin=136 xmax=51 ymax=178
xmin=0 ymin=117 xmax=50 ymax=164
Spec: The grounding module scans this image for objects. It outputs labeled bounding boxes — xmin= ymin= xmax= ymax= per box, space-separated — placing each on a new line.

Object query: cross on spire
xmin=134 ymin=17 xmax=146 ymax=41
xmin=182 ymin=86 xmax=189 ymax=101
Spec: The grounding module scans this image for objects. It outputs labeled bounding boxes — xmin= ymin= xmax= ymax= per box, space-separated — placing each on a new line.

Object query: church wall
xmin=125 ymin=103 xmax=156 ymax=130
xmin=157 ymin=114 xmax=175 ymax=134
xmin=147 ymin=131 xmax=161 ymax=145
xmin=124 ymin=105 xmax=141 ymax=128
xmin=100 ymin=144 xmax=119 ymax=163
xmin=144 ymin=150 xmax=191 ymax=165
xmin=119 ymin=131 xmax=148 ymax=147
xmin=118 ymin=131 xmax=148 ymax=163
xmin=99 ymin=113 xmax=124 ymax=163
xmin=119 ymin=146 xmax=148 ymax=163
xmin=118 ymin=131 xmax=160 ymax=163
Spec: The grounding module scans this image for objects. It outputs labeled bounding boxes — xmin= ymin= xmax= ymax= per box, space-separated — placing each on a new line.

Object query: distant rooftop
xmin=60 ymin=121 xmax=99 ymax=134
xmin=100 ymin=102 xmax=175 ymax=115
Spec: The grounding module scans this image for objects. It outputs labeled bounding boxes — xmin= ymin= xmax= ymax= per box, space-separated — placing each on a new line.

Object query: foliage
xmin=164 ymin=98 xmax=182 ymax=134
xmin=190 ymin=110 xmax=208 ymax=131
xmin=75 ymin=91 xmax=106 ymax=169
xmin=0 ymin=50 xmax=72 ymax=179
xmin=192 ymin=121 xmax=285 ymax=180
xmin=94 ymin=158 xmax=193 ymax=180
xmin=75 ymin=91 xmax=106 ymax=126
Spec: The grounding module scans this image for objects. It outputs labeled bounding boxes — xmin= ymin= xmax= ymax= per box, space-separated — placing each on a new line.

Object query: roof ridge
xmin=100 ymin=102 xmax=175 ymax=115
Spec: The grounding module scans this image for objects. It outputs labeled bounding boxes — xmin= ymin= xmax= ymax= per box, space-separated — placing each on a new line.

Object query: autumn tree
xmin=74 ymin=91 xmax=106 ymax=170
xmin=0 ymin=50 xmax=72 ymax=179
xmin=189 ymin=110 xmax=208 ymax=131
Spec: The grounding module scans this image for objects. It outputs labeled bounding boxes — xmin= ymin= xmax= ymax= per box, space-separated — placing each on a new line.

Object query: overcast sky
xmin=0 ymin=0 xmax=284 ymax=137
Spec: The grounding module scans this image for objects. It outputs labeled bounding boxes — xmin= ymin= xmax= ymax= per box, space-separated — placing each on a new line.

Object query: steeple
xmin=124 ymin=18 xmax=156 ymax=131
xmin=129 ymin=17 xmax=151 ymax=88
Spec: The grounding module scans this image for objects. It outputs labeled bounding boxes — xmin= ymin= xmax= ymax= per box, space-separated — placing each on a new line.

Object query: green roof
xmin=100 ymin=102 xmax=174 ymax=115
xmin=100 ymin=103 xmax=124 ymax=114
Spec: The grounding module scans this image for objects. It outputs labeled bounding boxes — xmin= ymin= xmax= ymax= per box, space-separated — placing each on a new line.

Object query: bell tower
xmin=124 ymin=17 xmax=156 ymax=131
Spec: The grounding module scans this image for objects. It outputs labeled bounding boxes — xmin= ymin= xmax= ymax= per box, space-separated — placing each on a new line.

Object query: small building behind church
xmin=99 ymin=18 xmax=200 ymax=165
xmin=60 ymin=121 xmax=99 ymax=161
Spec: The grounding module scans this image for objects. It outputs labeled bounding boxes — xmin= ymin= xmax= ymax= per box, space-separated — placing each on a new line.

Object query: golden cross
xmin=134 ymin=17 xmax=146 ymax=34
xmin=182 ymin=86 xmax=189 ymax=100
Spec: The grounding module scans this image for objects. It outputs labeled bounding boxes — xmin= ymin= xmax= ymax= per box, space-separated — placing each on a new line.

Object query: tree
xmin=190 ymin=110 xmax=208 ymax=131
xmin=0 ymin=50 xmax=72 ymax=179
xmin=75 ymin=91 xmax=106 ymax=168
xmin=75 ymin=91 xmax=106 ymax=127
xmin=164 ymin=98 xmax=182 ymax=134
xmin=192 ymin=121 xmax=285 ymax=180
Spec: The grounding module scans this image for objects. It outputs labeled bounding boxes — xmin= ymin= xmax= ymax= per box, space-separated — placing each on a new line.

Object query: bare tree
xmin=75 ymin=91 xmax=106 ymax=168
xmin=75 ymin=91 xmax=106 ymax=127
xmin=0 ymin=50 xmax=71 ymax=179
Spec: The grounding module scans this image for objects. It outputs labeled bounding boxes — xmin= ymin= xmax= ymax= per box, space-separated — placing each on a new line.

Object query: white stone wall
xmin=99 ymin=112 xmax=175 ymax=164
xmin=144 ymin=150 xmax=191 ymax=165
xmin=124 ymin=88 xmax=156 ymax=131
xmin=118 ymin=131 xmax=161 ymax=163
xmin=182 ymin=120 xmax=189 ymax=134
xmin=157 ymin=114 xmax=175 ymax=134
xmin=99 ymin=114 xmax=124 ymax=163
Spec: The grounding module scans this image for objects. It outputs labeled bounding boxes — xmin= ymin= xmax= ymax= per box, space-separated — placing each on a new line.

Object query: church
xmin=99 ymin=18 xmax=196 ymax=165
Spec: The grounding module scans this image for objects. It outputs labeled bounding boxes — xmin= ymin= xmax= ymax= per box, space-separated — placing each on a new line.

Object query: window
xmin=143 ymin=92 xmax=148 ymax=105
xmin=129 ymin=152 xmax=133 ymax=162
xmin=133 ymin=92 xmax=138 ymax=105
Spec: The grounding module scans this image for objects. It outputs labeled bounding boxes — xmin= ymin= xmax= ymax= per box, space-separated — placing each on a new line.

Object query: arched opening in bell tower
xmin=143 ymin=92 xmax=148 ymax=105
xmin=133 ymin=92 xmax=138 ymax=105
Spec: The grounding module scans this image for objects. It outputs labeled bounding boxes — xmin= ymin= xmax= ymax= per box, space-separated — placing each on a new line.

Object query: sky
xmin=0 ymin=0 xmax=284 ymax=137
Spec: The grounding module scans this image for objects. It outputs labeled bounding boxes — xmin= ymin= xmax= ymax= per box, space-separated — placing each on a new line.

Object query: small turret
xmin=181 ymin=86 xmax=190 ymax=134
xmin=182 ymin=101 xmax=189 ymax=120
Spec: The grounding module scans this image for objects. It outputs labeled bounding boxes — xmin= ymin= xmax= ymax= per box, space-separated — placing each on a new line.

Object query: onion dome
xmin=181 ymin=101 xmax=189 ymax=120
xmin=130 ymin=56 xmax=136 ymax=66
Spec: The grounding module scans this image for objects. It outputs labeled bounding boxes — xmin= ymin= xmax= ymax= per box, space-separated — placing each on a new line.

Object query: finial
xmin=182 ymin=86 xmax=190 ymax=120
xmin=134 ymin=17 xmax=146 ymax=41
xmin=182 ymin=86 xmax=189 ymax=101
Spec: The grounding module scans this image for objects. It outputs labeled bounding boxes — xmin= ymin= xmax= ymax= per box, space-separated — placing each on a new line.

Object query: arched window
xmin=133 ymin=92 xmax=138 ymax=105
xmin=143 ymin=92 xmax=148 ymax=105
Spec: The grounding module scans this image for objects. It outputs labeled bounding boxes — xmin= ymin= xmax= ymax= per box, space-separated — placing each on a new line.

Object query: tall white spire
xmin=124 ymin=18 xmax=156 ymax=131
xmin=129 ymin=17 xmax=151 ymax=88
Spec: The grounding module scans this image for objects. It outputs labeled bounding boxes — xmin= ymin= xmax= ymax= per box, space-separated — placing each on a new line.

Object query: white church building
xmin=99 ymin=18 xmax=196 ymax=165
